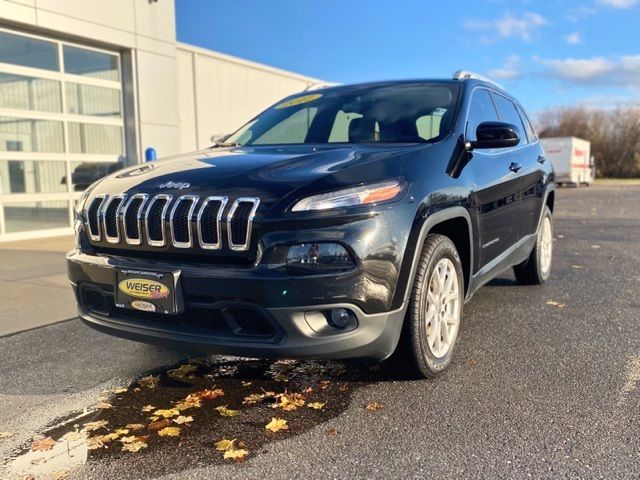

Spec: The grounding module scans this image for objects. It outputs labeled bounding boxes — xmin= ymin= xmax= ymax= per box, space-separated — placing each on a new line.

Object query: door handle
xmin=537 ymin=156 xmax=546 ymax=164
xmin=509 ymin=162 xmax=522 ymax=173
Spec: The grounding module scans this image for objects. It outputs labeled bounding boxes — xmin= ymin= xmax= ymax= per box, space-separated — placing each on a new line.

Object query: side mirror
xmin=468 ymin=122 xmax=520 ymax=150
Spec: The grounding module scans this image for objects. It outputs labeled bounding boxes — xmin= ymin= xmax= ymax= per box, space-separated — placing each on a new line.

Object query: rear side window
xmin=517 ymin=105 xmax=537 ymax=142
xmin=466 ymin=89 xmax=498 ymax=142
xmin=493 ymin=93 xmax=528 ymax=146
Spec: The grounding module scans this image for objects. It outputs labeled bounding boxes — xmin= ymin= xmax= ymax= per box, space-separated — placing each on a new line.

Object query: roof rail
xmin=452 ymin=70 xmax=503 ymax=89
xmin=304 ymin=82 xmax=341 ymax=92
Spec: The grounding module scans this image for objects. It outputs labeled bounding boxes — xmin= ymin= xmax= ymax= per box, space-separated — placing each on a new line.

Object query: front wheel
xmin=513 ymin=206 xmax=553 ymax=285
xmin=386 ymin=234 xmax=464 ymax=379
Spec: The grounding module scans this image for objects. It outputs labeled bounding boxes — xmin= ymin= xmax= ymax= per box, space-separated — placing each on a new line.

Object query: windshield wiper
xmin=210 ymin=141 xmax=240 ymax=148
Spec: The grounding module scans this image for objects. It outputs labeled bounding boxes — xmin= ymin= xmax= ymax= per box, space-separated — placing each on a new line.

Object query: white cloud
xmin=488 ymin=55 xmax=522 ymax=80
xmin=597 ymin=0 xmax=637 ymax=8
xmin=541 ymin=55 xmax=640 ymax=90
xmin=463 ymin=12 xmax=548 ymax=43
xmin=565 ymin=31 xmax=583 ymax=44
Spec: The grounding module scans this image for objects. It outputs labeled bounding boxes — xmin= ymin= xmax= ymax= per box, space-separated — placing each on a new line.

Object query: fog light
xmin=328 ymin=308 xmax=353 ymax=329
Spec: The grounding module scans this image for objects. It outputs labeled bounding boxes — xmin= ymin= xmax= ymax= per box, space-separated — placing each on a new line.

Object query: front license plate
xmin=115 ymin=268 xmax=182 ymax=315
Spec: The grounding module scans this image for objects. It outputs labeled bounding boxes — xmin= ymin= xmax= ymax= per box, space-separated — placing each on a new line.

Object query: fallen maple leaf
xmin=148 ymin=419 xmax=172 ymax=431
xmin=265 ymin=417 xmax=288 ymax=433
xmin=273 ymin=393 xmax=306 ymax=411
xmin=242 ymin=393 xmax=264 ymax=405
xmin=125 ymin=423 xmax=145 ymax=431
xmin=157 ymin=426 xmax=181 ymax=437
xmin=138 ymin=375 xmax=160 ymax=388
xmin=109 ymin=387 xmax=128 ymax=394
xmin=215 ymin=406 xmax=241 ymax=417
xmin=168 ymin=364 xmax=198 ymax=378
xmin=546 ymin=300 xmax=566 ymax=309
xmin=365 ymin=402 xmax=384 ymax=411
xmin=307 ymin=402 xmax=326 ymax=410
xmin=52 ymin=470 xmax=71 ymax=480
xmin=224 ymin=448 xmax=249 ymax=461
xmin=175 ymin=395 xmax=202 ymax=411
xmin=215 ymin=439 xmax=235 ymax=451
xmin=0 ymin=431 xmax=15 ymax=439
xmin=153 ymin=408 xmax=180 ymax=419
xmin=173 ymin=415 xmax=193 ymax=425
xmin=82 ymin=420 xmax=109 ymax=432
xmin=96 ymin=401 xmax=113 ymax=409
xmin=141 ymin=404 xmax=155 ymax=412
xmin=31 ymin=437 xmax=56 ymax=451
xmin=114 ymin=428 xmax=130 ymax=436
xmin=121 ymin=436 xmax=148 ymax=452
xmin=326 ymin=427 xmax=339 ymax=436
xmin=463 ymin=358 xmax=478 ymax=367
xmin=193 ymin=388 xmax=224 ymax=400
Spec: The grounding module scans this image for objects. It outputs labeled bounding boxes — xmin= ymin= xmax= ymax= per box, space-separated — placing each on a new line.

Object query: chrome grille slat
xmin=227 ymin=197 xmax=260 ymax=252
xmin=102 ymin=195 xmax=126 ymax=244
xmin=197 ymin=196 xmax=228 ymax=250
xmin=170 ymin=195 xmax=199 ymax=248
xmin=145 ymin=194 xmax=172 ymax=247
xmin=85 ymin=194 xmax=107 ymax=241
xmin=121 ymin=193 xmax=149 ymax=245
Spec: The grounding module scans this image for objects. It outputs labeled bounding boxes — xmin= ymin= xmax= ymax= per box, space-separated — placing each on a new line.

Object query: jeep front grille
xmin=84 ymin=194 xmax=259 ymax=251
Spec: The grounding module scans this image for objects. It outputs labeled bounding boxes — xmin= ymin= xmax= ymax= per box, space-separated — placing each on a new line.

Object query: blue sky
xmin=176 ymin=0 xmax=640 ymax=115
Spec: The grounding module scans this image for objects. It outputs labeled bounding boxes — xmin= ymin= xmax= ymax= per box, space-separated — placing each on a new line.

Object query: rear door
xmin=466 ymin=88 xmax=521 ymax=267
xmin=492 ymin=93 xmax=545 ymax=239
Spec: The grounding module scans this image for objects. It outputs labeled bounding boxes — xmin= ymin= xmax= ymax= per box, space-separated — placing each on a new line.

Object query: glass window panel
xmin=0 ymin=116 xmax=64 ymax=152
xmin=68 ymin=122 xmax=123 ymax=155
xmin=65 ymin=83 xmax=121 ymax=117
xmin=0 ymin=160 xmax=67 ymax=194
xmin=0 ymin=72 xmax=62 ymax=112
xmin=70 ymin=160 xmax=123 ymax=192
xmin=0 ymin=31 xmax=58 ymax=71
xmin=3 ymin=200 xmax=70 ymax=233
xmin=63 ymin=45 xmax=119 ymax=81
xmin=0 ymin=73 xmax=61 ymax=112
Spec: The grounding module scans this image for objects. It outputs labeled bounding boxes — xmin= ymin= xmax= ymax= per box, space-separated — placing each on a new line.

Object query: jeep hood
xmin=88 ymin=144 xmax=417 ymax=208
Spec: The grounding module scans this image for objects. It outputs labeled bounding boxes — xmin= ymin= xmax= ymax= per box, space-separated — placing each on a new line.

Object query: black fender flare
xmin=392 ymin=206 xmax=474 ymax=308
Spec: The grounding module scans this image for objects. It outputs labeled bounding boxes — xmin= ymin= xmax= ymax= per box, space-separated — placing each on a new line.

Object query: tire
xmin=386 ymin=234 xmax=464 ymax=379
xmin=513 ymin=206 xmax=553 ymax=285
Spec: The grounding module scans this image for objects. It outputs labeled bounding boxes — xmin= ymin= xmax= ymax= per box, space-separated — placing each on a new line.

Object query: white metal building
xmin=0 ymin=0 xmax=321 ymax=241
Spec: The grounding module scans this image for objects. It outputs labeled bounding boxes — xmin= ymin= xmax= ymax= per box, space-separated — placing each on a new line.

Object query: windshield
xmin=224 ymin=83 xmax=460 ymax=146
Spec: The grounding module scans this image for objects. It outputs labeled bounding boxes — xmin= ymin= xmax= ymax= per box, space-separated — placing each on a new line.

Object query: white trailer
xmin=540 ymin=137 xmax=594 ymax=186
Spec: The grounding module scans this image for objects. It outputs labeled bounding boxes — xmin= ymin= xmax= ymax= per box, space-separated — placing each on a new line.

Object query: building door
xmin=0 ymin=27 xmax=126 ymax=240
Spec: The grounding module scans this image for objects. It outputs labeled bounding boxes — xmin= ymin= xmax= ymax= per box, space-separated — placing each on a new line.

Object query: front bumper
xmin=67 ymin=251 xmax=406 ymax=360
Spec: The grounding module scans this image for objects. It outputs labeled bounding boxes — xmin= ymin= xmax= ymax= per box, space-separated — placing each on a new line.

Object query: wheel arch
xmin=395 ymin=206 xmax=474 ymax=308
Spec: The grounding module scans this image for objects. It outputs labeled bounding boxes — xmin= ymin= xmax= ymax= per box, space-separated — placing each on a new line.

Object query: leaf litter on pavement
xmin=4 ymin=358 xmax=388 ymax=478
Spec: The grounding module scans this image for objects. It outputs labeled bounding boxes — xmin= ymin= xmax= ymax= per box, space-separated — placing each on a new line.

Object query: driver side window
xmin=466 ymin=89 xmax=498 ymax=142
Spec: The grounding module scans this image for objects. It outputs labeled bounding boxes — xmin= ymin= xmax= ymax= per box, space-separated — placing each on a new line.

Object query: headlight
xmin=291 ymin=179 xmax=405 ymax=212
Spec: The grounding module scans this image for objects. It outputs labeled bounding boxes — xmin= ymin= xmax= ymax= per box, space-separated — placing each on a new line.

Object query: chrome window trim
xmin=227 ymin=197 xmax=260 ymax=252
xmin=85 ymin=194 xmax=107 ymax=242
xmin=121 ymin=193 xmax=149 ymax=245
xmin=101 ymin=194 xmax=126 ymax=244
xmin=196 ymin=196 xmax=228 ymax=250
xmin=169 ymin=195 xmax=199 ymax=248
xmin=144 ymin=194 xmax=172 ymax=247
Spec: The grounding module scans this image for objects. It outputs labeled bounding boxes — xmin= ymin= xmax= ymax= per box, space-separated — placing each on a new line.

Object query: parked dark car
xmin=67 ymin=71 xmax=554 ymax=378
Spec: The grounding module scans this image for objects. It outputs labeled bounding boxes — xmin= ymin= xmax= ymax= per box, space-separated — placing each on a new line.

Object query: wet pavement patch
xmin=3 ymin=359 xmax=385 ymax=479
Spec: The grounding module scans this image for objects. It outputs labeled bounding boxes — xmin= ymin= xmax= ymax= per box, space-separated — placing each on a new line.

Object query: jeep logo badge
xmin=159 ymin=181 xmax=190 ymax=190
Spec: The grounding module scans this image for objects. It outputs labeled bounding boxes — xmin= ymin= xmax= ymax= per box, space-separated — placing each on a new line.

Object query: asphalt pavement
xmin=1 ymin=185 xmax=640 ymax=480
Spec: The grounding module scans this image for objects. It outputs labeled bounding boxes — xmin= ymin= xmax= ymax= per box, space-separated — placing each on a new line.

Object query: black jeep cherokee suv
xmin=67 ymin=71 xmax=554 ymax=378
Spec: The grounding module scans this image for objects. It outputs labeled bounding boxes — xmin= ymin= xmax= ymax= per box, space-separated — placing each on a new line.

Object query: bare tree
xmin=538 ymin=107 xmax=640 ymax=178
